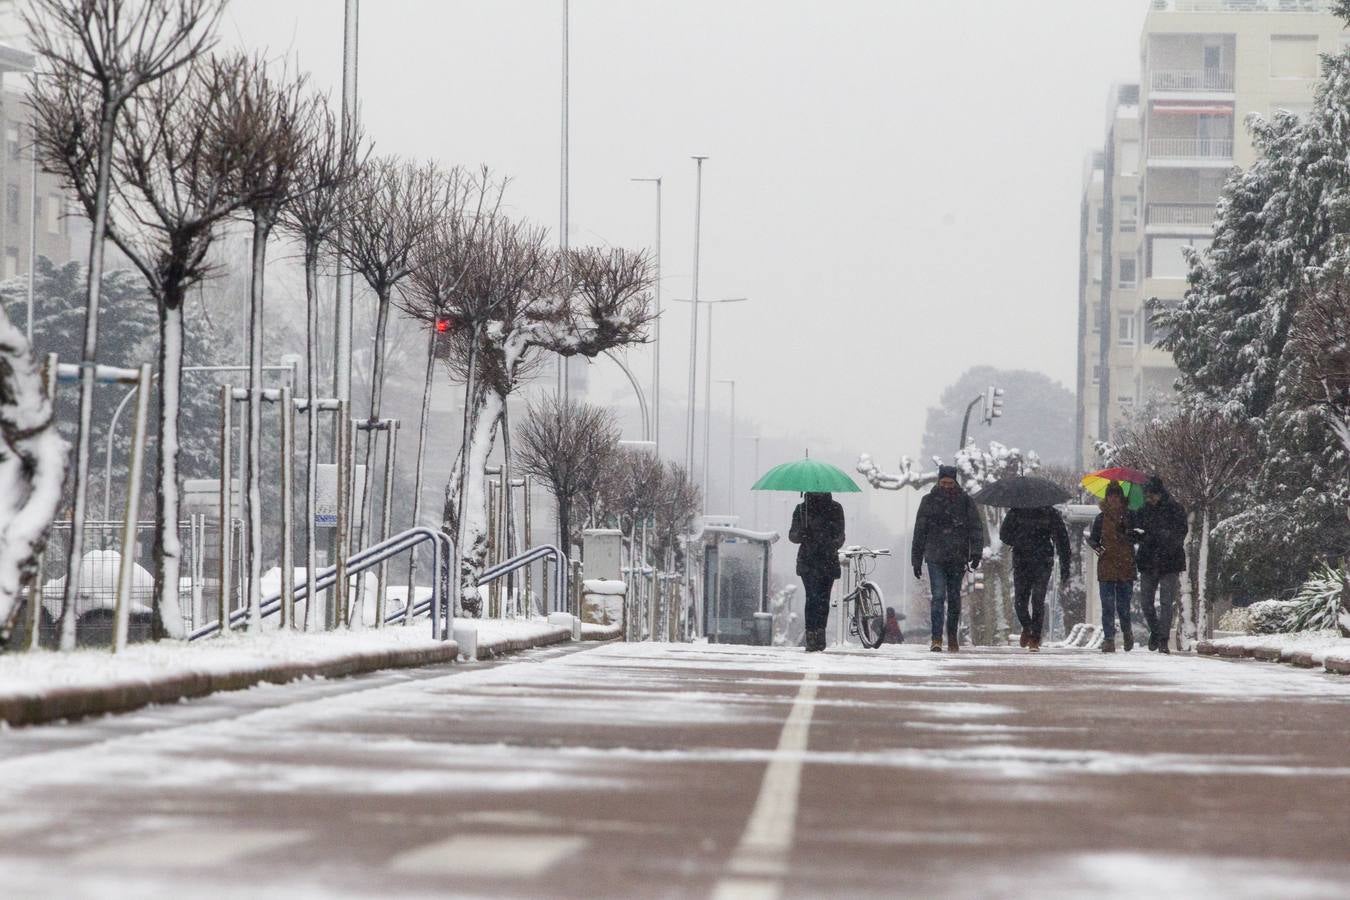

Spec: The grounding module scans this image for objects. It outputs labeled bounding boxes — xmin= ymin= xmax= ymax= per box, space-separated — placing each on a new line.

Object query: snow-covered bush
xmin=1216 ymin=607 xmax=1250 ymax=634
xmin=1245 ymin=599 xmax=1300 ymax=635
xmin=1286 ymin=565 xmax=1350 ymax=634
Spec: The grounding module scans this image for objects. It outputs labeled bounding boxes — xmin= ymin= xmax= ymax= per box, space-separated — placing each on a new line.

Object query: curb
xmin=474 ymin=626 xmax=573 ymax=660
xmin=0 ymin=641 xmax=463 ymax=728
xmin=1197 ymin=639 xmax=1350 ymax=676
xmin=581 ymin=624 xmax=624 ymax=642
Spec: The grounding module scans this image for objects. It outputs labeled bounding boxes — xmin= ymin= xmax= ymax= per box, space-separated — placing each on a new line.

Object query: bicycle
xmin=835 ymin=546 xmax=890 ymax=649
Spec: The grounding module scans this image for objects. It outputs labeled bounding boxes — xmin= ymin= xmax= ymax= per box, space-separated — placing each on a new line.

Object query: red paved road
xmin=0 ymin=641 xmax=1347 ymax=898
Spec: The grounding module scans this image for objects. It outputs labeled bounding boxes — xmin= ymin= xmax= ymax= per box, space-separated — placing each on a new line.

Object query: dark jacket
xmin=911 ymin=484 xmax=987 ymax=570
xmin=1132 ymin=489 xmax=1188 ymax=577
xmin=998 ymin=507 xmax=1071 ymax=580
xmin=790 ymin=494 xmax=846 ymax=580
xmin=1088 ymin=498 xmax=1136 ymax=583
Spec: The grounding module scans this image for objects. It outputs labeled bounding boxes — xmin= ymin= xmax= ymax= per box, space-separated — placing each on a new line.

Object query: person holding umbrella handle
xmin=911 ymin=465 xmax=988 ymax=652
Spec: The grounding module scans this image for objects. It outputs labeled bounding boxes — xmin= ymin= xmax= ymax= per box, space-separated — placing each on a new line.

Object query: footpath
xmin=0 ymin=616 xmax=622 ymax=728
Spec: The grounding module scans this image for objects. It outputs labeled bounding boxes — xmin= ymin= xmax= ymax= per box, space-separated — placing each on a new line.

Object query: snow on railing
xmin=1147 ymin=138 xmax=1234 ymax=160
xmin=1150 ymin=69 xmax=1234 ymax=92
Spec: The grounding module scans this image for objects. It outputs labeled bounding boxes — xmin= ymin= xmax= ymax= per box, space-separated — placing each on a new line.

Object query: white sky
xmin=220 ymin=0 xmax=1145 ymax=473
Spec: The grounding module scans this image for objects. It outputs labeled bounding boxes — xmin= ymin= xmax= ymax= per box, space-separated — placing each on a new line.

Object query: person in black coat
xmin=789 ymin=492 xmax=846 ymax=652
xmin=911 ymin=465 xmax=987 ymax=652
xmin=1132 ymin=475 xmax=1188 ymax=653
xmin=998 ymin=505 xmax=1071 ymax=652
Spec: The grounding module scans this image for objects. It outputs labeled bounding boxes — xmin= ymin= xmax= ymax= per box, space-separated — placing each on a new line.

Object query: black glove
xmin=969 ymin=555 xmax=982 ymax=571
xmin=913 ymin=564 xmax=923 ymax=580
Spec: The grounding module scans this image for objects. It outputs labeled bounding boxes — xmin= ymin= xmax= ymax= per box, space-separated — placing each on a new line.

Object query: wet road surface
xmin=0 ymin=641 xmax=1348 ymax=898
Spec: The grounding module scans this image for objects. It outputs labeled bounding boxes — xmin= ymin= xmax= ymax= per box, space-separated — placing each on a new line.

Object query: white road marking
xmin=73 ymin=828 xmax=304 ymax=869
xmin=712 ymin=671 xmax=819 ymax=900
xmin=389 ymin=834 xmax=586 ymax=878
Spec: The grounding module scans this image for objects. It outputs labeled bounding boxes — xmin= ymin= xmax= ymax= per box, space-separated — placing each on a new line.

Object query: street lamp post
xmin=559 ymin=0 xmax=571 ymax=402
xmin=716 ymin=379 xmax=735 ymax=516
xmin=685 ymin=156 xmax=707 ymax=477
xmin=671 ymin=297 xmax=748 ymax=514
xmin=630 ymin=176 xmax=662 ymax=456
xmin=334 ymin=0 xmax=359 ymax=409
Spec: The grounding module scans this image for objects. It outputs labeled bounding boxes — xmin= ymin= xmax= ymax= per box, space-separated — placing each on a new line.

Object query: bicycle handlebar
xmin=840 ymin=546 xmax=891 ymax=559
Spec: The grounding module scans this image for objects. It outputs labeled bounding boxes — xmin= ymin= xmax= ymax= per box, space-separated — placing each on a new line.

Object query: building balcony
xmin=1146 ymin=137 xmax=1234 ymax=166
xmin=1150 ymin=69 xmax=1234 ymax=93
xmin=1150 ymin=0 xmax=1334 ymax=12
xmin=1146 ymin=202 xmax=1217 ymax=232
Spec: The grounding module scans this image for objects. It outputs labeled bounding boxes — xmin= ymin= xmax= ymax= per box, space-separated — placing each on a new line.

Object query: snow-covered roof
xmin=691 ymin=525 xmax=780 ymax=545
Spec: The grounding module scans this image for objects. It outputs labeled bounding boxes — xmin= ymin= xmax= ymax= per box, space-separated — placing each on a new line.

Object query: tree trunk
xmin=151 ymin=296 xmax=187 ymax=639
xmin=455 ymin=386 xmax=505 ymax=616
xmin=244 ymin=219 xmax=270 ymax=629
xmin=303 ymin=244 xmax=320 ymax=631
xmin=405 ymin=322 xmax=439 ymax=624
xmin=0 ymin=309 xmax=68 ymax=635
xmin=1196 ymin=507 xmax=1212 ymax=640
xmin=59 ymin=113 xmax=118 ymax=651
xmin=1178 ymin=511 xmax=1198 ymax=650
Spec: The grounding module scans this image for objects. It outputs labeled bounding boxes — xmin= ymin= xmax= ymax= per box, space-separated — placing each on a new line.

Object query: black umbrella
xmin=971 ymin=475 xmax=1072 ymax=509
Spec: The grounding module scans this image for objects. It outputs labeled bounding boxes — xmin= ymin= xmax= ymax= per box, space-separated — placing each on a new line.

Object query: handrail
xmin=387 ymin=544 xmax=570 ymax=625
xmin=189 ymin=527 xmax=453 ymax=641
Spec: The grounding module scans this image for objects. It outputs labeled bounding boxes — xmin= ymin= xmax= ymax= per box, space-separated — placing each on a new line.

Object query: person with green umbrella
xmin=789 ymin=492 xmax=846 ymax=652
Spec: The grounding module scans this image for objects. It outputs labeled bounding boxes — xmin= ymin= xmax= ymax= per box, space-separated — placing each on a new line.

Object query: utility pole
xmin=685 ymin=156 xmax=706 ymax=478
xmin=631 ymin=176 xmax=662 ymax=455
xmin=559 ymin=0 xmax=570 ymax=403
xmin=334 ymin=0 xmax=359 ymax=410
xmin=716 ymin=379 xmax=735 ymax=516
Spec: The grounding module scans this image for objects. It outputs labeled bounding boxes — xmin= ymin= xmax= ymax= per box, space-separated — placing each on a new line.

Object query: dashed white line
xmin=389 ymin=833 xmax=587 ymax=878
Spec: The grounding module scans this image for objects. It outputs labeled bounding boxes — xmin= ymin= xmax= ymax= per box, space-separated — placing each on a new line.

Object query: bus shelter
xmin=694 ymin=524 xmax=779 ymax=644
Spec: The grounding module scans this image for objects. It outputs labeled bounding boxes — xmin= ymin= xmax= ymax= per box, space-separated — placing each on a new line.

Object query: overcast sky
xmin=221 ymin=0 xmax=1145 ymax=479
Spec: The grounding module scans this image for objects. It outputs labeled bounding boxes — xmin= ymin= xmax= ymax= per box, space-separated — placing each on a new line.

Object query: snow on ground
xmin=1205 ymin=630 xmax=1350 ymax=665
xmin=0 ymin=618 xmax=565 ymax=702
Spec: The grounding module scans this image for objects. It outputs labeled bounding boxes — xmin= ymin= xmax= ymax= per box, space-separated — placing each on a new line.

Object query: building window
xmin=1091 ymin=365 xmax=1103 ymax=386
xmin=46 ymin=195 xmax=62 ymax=235
xmin=1118 ymin=313 xmax=1137 ymax=346
xmin=5 ymin=124 xmax=18 ymax=161
xmin=6 ymin=184 xmax=18 ymax=225
xmin=1094 ymin=206 xmax=1104 ymax=233
xmin=1119 ymin=258 xmax=1137 ymax=289
xmin=3 ymin=248 xmax=17 ymax=279
xmin=1119 ymin=198 xmax=1138 ymax=232
xmin=1117 ymin=394 xmax=1135 ymax=408
xmin=1091 ymin=252 xmax=1102 ymax=283
xmin=1271 ymin=35 xmax=1318 ymax=80
xmin=1145 ymin=301 xmax=1179 ymax=345
xmin=1148 ymin=236 xmax=1210 ymax=279
xmin=1119 ymin=141 xmax=1140 ymax=176
xmin=1091 ymin=304 xmax=1102 ymax=333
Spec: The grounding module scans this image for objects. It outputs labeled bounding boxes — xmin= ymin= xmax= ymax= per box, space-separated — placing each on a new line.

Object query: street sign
xmin=315 ymin=464 xmax=366 ymax=527
xmin=182 ymin=478 xmax=240 ymax=520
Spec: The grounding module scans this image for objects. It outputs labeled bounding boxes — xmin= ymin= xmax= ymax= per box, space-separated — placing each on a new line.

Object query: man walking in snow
xmin=912 ymin=465 xmax=987 ymax=652
xmin=998 ymin=505 xmax=1072 ymax=652
xmin=1133 ymin=475 xmax=1187 ymax=653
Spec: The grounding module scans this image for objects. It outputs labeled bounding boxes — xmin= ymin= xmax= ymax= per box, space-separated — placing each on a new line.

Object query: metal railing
xmin=386 ymin=544 xmax=571 ymax=625
xmin=1151 ymin=0 xmax=1334 ymax=12
xmin=189 ymin=526 xmax=453 ymax=641
xmin=1150 ymin=69 xmax=1235 ymax=92
xmin=1148 ymin=137 xmax=1233 ymax=160
xmin=1146 ymin=202 xmax=1218 ymax=227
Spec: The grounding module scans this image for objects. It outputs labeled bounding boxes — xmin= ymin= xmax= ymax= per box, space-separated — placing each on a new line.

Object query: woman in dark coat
xmin=789 ymin=492 xmax=846 ymax=652
xmin=998 ymin=505 xmax=1071 ymax=652
xmin=1087 ymin=481 xmax=1136 ymax=653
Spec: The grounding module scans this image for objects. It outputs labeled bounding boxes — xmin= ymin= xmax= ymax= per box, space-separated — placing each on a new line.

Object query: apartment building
xmin=1077 ymin=0 xmax=1345 ymax=469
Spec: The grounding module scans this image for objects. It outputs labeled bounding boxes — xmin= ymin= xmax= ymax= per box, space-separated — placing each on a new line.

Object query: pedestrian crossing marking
xmin=389 ymin=834 xmax=586 ymax=878
xmin=73 ymin=828 xmax=304 ymax=869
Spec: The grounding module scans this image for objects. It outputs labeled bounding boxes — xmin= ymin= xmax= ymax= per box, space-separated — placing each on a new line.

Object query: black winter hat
xmin=937 ymin=465 xmax=959 ymax=481
xmin=1144 ymin=475 xmax=1166 ymax=496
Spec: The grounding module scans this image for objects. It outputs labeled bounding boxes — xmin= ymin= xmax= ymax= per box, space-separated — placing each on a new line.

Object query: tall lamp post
xmin=630 ymin=176 xmax=662 ymax=456
xmin=685 ymin=156 xmax=707 ymax=477
xmin=715 ymin=379 xmax=735 ymax=516
xmin=334 ymin=0 xmax=359 ymax=409
xmin=671 ymin=296 xmax=749 ymax=513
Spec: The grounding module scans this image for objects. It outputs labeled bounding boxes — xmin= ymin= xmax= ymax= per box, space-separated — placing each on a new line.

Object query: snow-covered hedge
xmin=1246 ymin=599 xmax=1300 ymax=635
xmin=1217 ymin=607 xmax=1251 ymax=634
xmin=1286 ymin=565 xmax=1349 ymax=634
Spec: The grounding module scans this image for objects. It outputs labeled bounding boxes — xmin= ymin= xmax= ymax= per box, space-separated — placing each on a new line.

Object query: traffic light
xmin=434 ymin=316 xmax=458 ymax=334
xmin=982 ymin=385 xmax=1005 ymax=425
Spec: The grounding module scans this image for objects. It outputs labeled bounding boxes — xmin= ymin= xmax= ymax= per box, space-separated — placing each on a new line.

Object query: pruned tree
xmin=514 ymin=395 xmax=621 ymax=561
xmin=278 ymin=101 xmax=368 ymax=631
xmin=227 ymin=56 xmax=316 ymax=630
xmin=0 ymin=305 xmax=68 ymax=642
xmin=37 ymin=53 xmax=262 ymax=643
xmin=1112 ymin=410 xmax=1259 ymax=643
xmin=27 ymin=0 xmax=224 ymax=645
xmin=435 ymin=228 xmax=653 ymax=613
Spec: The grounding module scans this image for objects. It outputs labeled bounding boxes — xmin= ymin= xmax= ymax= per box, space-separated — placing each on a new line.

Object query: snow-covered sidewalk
xmin=0 ymin=618 xmax=580 ymax=727
xmin=1196 ymin=630 xmax=1350 ymax=674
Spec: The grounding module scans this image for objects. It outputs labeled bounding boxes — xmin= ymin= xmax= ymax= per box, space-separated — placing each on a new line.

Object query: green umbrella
xmin=751 ymin=458 xmax=861 ymax=494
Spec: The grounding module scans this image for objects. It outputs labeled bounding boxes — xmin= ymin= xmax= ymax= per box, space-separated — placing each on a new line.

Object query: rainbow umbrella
xmin=1080 ymin=467 xmax=1149 ymax=510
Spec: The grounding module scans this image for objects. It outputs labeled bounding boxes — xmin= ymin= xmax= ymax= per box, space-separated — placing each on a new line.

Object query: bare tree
xmin=514 ymin=395 xmax=621 ymax=561
xmin=0 ymin=307 xmax=68 ymax=642
xmin=1113 ymin=410 xmax=1259 ymax=643
xmin=36 ymin=54 xmax=259 ymax=643
xmin=27 ymin=0 xmax=223 ymax=645
xmin=278 ymin=102 xmax=367 ymax=631
xmin=227 ymin=57 xmax=316 ymax=630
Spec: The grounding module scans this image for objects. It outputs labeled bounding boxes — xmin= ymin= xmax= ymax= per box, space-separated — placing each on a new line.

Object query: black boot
xmin=1148 ymin=631 xmax=1159 ymax=652
xmin=1121 ymin=628 xmax=1134 ymax=652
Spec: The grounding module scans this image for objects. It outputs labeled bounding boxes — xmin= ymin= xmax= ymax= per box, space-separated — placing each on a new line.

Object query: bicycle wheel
xmin=854 ymin=582 xmax=885 ymax=649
